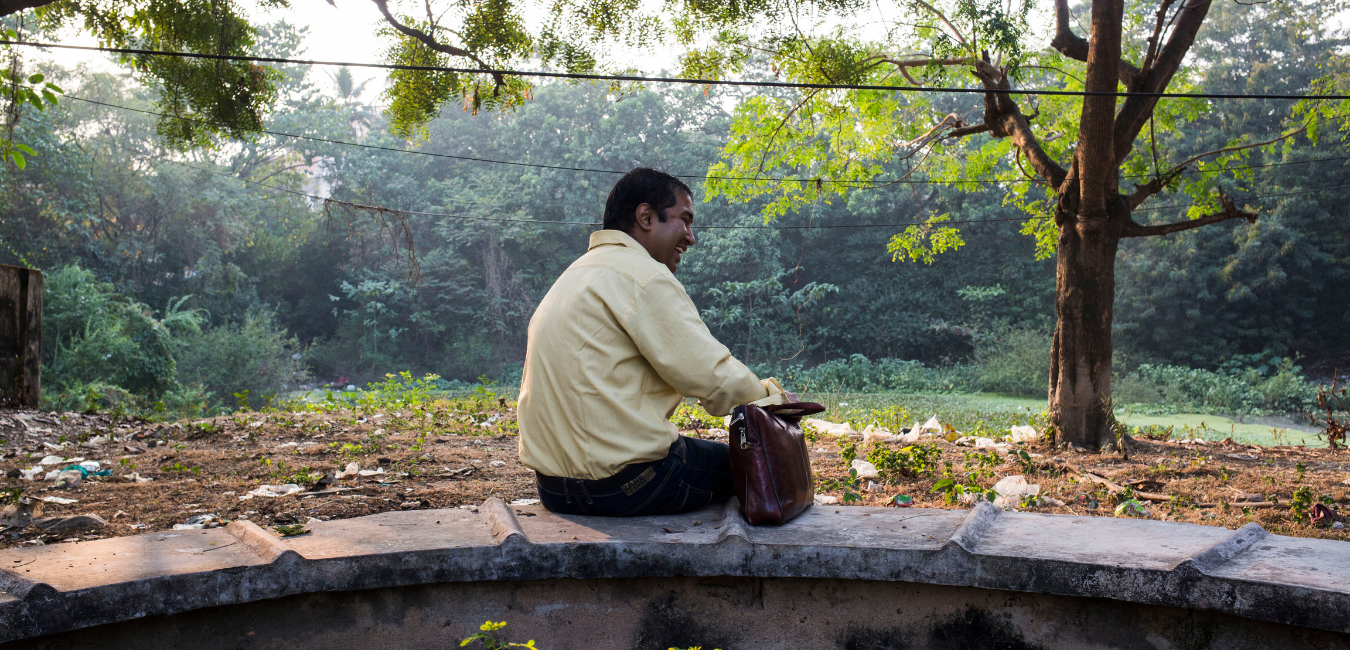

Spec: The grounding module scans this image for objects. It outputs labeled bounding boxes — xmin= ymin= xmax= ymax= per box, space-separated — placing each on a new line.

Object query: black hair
xmin=602 ymin=167 xmax=693 ymax=232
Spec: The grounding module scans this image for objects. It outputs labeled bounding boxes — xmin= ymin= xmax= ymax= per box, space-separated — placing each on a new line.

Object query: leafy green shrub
xmin=764 ymin=354 xmax=979 ymax=394
xmin=43 ymin=265 xmax=202 ymax=397
xmin=176 ymin=310 xmax=309 ymax=403
xmin=972 ymin=325 xmax=1051 ymax=397
xmin=1114 ymin=357 xmax=1318 ymax=416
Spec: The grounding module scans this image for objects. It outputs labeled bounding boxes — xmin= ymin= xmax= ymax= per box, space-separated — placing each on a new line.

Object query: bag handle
xmin=763 ymin=401 xmax=825 ymax=417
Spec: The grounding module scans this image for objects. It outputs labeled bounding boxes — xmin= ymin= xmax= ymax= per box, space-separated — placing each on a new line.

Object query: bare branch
xmin=369 ymin=0 xmax=506 ymax=88
xmin=1160 ymin=116 xmax=1318 ymax=178
xmin=1139 ymin=0 xmax=1179 ymax=75
xmin=1122 ymin=193 xmax=1256 ymax=237
xmin=1111 ymin=0 xmax=1214 ymax=165
xmin=968 ymin=55 xmax=1068 ymax=188
xmin=1049 ymin=0 xmax=1140 ymax=86
xmin=912 ymin=0 xmax=973 ymax=52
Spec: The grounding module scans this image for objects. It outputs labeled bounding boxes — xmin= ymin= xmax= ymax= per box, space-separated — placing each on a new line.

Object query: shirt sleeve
xmin=623 ymin=272 xmax=770 ymax=417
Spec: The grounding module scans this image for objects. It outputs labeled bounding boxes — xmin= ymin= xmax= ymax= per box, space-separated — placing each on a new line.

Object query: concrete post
xmin=0 ymin=264 xmax=41 ymax=408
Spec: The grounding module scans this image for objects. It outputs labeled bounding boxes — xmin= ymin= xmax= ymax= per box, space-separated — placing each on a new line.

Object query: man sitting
xmin=517 ymin=167 xmax=783 ymax=516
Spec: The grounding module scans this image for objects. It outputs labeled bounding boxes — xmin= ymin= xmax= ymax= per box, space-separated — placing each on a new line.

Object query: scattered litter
xmin=866 ymin=480 xmax=883 ymax=492
xmin=803 ymin=419 xmax=855 ymax=436
xmin=277 ymin=442 xmax=298 ymax=448
xmin=509 ymin=498 xmax=540 ymax=506
xmin=0 ymin=501 xmax=42 ymax=529
xmin=954 ymin=436 xmax=1005 ymax=449
xmin=489 ymin=460 xmax=507 ymax=468
xmin=250 ymin=421 xmax=265 ymax=429
xmin=122 ymin=445 xmax=145 ymax=455
xmin=1008 ymin=425 xmax=1040 ymax=443
xmin=173 ymin=514 xmax=223 ymax=530
xmin=862 ymin=425 xmax=896 ymax=444
xmin=78 ymin=461 xmax=101 ymax=472
xmin=42 ymin=441 xmax=68 ymax=450
xmin=18 ymin=466 xmax=42 ymax=481
xmin=53 ymin=469 xmax=83 ymax=489
xmin=1041 ymin=497 xmax=1067 ymax=507
xmin=1115 ymin=500 xmax=1148 ymax=517
xmin=124 ymin=472 xmax=153 ymax=483
xmin=399 ymin=501 xmax=423 ymax=509
xmin=335 ymin=462 xmax=361 ymax=479
xmin=248 ymin=484 xmax=304 ymax=497
xmin=32 ymin=514 xmax=107 ymax=531
xmin=889 ymin=495 xmax=913 ymax=507
xmin=80 ymin=435 xmax=109 ymax=447
xmin=915 ymin=416 xmax=943 ymax=435
xmin=38 ymin=455 xmax=78 ymax=466
xmin=1334 ymin=522 xmax=1345 ymax=530
xmin=41 ymin=496 xmax=78 ymax=505
xmin=707 ymin=428 xmax=728 ymax=437
xmin=357 ymin=468 xmax=386 ymax=477
xmin=458 ymin=505 xmax=480 ymax=512
xmin=992 ymin=475 xmax=1040 ymax=509
xmin=850 ymin=459 xmax=879 ymax=479
xmin=813 ymin=495 xmax=838 ymax=505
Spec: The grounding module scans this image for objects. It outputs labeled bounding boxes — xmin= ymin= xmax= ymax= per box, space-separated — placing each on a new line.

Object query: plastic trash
xmin=31 ymin=514 xmax=106 ymax=531
xmin=335 ymin=461 xmax=361 ymax=479
xmin=992 ymin=475 xmax=1041 ymax=509
xmin=916 ymin=416 xmax=943 ymax=435
xmin=38 ymin=455 xmax=79 ymax=466
xmin=813 ymin=495 xmax=838 ymax=505
xmin=357 ymin=468 xmax=386 ymax=477
xmin=1008 ymin=425 xmax=1040 ymax=443
xmin=18 ymin=466 xmax=42 ymax=481
xmin=803 ymin=419 xmax=855 ymax=436
xmin=41 ymin=496 xmax=77 ymax=505
xmin=248 ymin=484 xmax=304 ymax=497
xmin=851 ymin=459 xmax=879 ymax=479
xmin=78 ymin=461 xmax=101 ymax=472
xmin=489 ymin=460 xmax=507 ymax=468
xmin=53 ymin=469 xmax=83 ymax=489
xmin=124 ymin=472 xmax=153 ymax=483
xmin=509 ymin=498 xmax=540 ymax=506
xmin=173 ymin=514 xmax=223 ymax=530
xmin=862 ymin=425 xmax=896 ymax=444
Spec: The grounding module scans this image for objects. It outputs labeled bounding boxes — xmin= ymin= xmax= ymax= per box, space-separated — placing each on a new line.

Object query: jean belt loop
xmin=579 ymin=480 xmax=594 ymax=505
xmin=562 ymin=478 xmax=573 ymax=505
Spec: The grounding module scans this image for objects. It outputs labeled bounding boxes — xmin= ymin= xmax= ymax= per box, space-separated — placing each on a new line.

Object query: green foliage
xmin=769 ymin=355 xmax=980 ymax=394
xmin=819 ymin=467 xmax=864 ymax=504
xmin=176 ymin=310 xmax=308 ymax=404
xmin=972 ymin=325 xmax=1051 ymax=397
xmin=43 ymin=265 xmax=202 ymax=397
xmin=865 ymin=443 xmax=941 ymax=483
xmin=460 ymin=620 xmax=537 ymax=649
xmin=1114 ymin=358 xmax=1318 ymax=416
xmin=1290 ymin=486 xmax=1314 ymax=521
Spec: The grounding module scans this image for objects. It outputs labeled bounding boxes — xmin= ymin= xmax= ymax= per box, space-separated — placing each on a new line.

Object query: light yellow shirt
xmin=517 ymin=229 xmax=771 ymax=480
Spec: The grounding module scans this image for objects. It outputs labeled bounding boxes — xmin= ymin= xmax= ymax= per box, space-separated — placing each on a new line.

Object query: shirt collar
xmin=588 ymin=229 xmax=647 ymax=253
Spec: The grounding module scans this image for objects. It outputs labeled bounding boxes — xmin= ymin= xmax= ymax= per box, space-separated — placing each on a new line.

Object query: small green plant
xmin=866 ymin=443 xmax=941 ymax=482
xmin=272 ymin=524 xmax=310 ymax=537
xmin=160 ymin=462 xmax=201 ymax=475
xmin=838 ymin=440 xmax=859 ymax=466
xmin=819 ymin=468 xmax=864 ymax=504
xmin=1290 ymin=486 xmax=1314 ymax=520
xmin=930 ymin=462 xmax=995 ymax=505
xmin=460 ymin=621 xmax=537 ymax=649
xmin=1295 ymin=462 xmax=1306 ymax=483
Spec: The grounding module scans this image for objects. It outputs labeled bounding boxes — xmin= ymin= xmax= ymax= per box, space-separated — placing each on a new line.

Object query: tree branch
xmin=368 ymin=0 xmax=505 ymax=88
xmin=968 ymin=56 xmax=1068 ymax=188
xmin=1122 ymin=193 xmax=1256 ymax=237
xmin=875 ymin=56 xmax=973 ymax=85
xmin=1050 ymin=0 xmax=1140 ymax=86
xmin=0 ymin=0 xmax=55 ymax=17
xmin=1111 ymin=0 xmax=1214 ymax=166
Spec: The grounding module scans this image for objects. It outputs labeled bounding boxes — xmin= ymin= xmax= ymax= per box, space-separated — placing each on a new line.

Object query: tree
xmin=348 ymin=0 xmax=1341 ymax=449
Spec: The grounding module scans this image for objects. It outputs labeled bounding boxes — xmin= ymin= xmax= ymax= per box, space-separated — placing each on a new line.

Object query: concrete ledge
xmin=0 ymin=498 xmax=1347 ymax=644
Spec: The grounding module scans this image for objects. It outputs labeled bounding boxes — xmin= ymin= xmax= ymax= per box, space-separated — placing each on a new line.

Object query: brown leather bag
xmin=728 ymin=399 xmax=825 ymax=525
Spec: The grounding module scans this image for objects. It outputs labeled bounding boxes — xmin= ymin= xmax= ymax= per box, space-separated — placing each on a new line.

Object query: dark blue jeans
xmin=535 ymin=436 xmax=733 ymax=516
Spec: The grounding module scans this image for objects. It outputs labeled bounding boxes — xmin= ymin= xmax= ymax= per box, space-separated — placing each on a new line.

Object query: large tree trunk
xmin=1049 ymin=200 xmax=1126 ymax=450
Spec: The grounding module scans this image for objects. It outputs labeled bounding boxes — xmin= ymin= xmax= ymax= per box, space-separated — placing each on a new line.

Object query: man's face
xmin=635 ymin=191 xmax=697 ymax=273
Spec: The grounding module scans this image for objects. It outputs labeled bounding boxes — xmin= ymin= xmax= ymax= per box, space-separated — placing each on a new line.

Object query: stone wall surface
xmin=0 ymin=499 xmax=1346 ymax=648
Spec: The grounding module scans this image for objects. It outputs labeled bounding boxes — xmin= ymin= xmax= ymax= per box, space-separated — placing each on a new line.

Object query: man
xmin=517 ymin=167 xmax=784 ymax=516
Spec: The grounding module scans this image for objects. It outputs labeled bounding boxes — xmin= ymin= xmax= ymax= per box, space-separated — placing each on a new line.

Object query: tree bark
xmin=1049 ymin=198 xmax=1126 ymax=450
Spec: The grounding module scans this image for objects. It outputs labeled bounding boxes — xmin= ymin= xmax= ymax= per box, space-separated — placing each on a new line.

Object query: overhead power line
xmin=9 ymin=39 xmax=1350 ymax=101
xmin=60 ymin=94 xmax=1350 ymax=188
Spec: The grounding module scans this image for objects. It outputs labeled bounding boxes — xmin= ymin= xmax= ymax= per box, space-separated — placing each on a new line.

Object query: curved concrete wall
xmin=1 ymin=499 xmax=1348 ymax=648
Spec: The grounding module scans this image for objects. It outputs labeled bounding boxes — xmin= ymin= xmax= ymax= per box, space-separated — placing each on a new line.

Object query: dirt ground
xmin=0 ymin=401 xmax=1347 ymax=548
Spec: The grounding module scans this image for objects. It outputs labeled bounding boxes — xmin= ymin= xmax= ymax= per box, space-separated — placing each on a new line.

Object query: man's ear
xmin=633 ymin=203 xmax=657 ymax=232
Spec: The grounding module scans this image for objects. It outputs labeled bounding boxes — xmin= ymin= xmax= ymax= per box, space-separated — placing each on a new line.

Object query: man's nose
xmin=686 ymin=226 xmax=697 ymax=247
